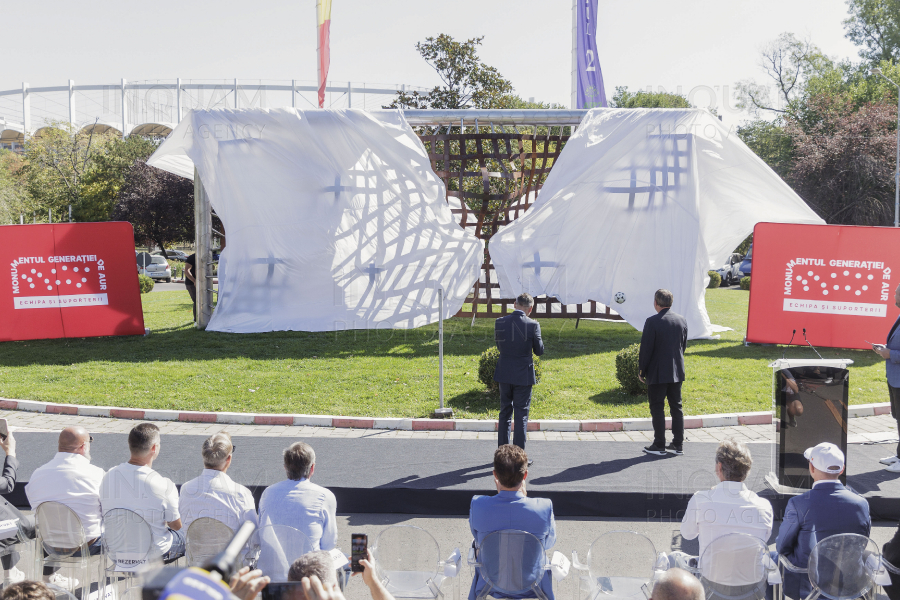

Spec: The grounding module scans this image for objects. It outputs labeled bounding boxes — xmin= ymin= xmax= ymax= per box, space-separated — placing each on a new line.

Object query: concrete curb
xmin=0 ymin=398 xmax=892 ymax=432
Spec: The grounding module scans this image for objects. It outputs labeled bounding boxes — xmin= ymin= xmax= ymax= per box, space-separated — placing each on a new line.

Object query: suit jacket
xmin=883 ymin=523 xmax=900 ymax=600
xmin=776 ymin=480 xmax=871 ymax=600
xmin=494 ymin=311 xmax=544 ymax=386
xmin=886 ymin=315 xmax=900 ymax=387
xmin=469 ymin=491 xmax=556 ymax=600
xmin=638 ymin=308 xmax=688 ymax=384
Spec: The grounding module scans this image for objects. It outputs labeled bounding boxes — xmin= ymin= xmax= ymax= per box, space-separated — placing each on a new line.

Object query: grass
xmin=0 ymin=288 xmax=890 ymax=419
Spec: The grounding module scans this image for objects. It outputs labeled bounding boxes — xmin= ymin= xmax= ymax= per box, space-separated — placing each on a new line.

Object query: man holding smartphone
xmin=872 ymin=282 xmax=900 ymax=472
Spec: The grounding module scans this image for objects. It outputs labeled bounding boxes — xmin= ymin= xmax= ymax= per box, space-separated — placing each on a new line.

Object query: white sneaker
xmin=5 ymin=567 xmax=25 ymax=583
xmin=887 ymin=461 xmax=900 ymax=473
xmin=879 ymin=455 xmax=900 ymax=465
xmin=45 ymin=573 xmax=79 ymax=589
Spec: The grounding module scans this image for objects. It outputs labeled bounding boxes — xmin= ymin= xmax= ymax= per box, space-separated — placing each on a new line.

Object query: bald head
xmin=58 ymin=427 xmax=90 ymax=456
xmin=651 ymin=568 xmax=704 ymax=600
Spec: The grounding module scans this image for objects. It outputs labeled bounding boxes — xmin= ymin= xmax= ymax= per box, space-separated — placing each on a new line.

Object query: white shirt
xmin=100 ymin=463 xmax=180 ymax=556
xmin=681 ymin=480 xmax=774 ymax=559
xmin=25 ymin=452 xmax=106 ymax=539
xmin=179 ymin=469 xmax=258 ymax=532
xmin=258 ymin=478 xmax=337 ymax=550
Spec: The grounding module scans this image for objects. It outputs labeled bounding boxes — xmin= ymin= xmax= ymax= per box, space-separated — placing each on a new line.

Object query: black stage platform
xmin=7 ymin=433 xmax=900 ymax=520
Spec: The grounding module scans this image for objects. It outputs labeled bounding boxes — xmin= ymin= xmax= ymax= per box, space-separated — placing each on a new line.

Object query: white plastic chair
xmin=371 ymin=525 xmax=461 ymax=600
xmin=100 ymin=509 xmax=159 ymax=600
xmin=776 ymin=533 xmax=882 ymax=600
xmin=0 ymin=516 xmax=35 ymax=588
xmin=470 ymin=529 xmax=554 ymax=600
xmin=185 ymin=518 xmax=234 ymax=568
xmin=693 ymin=533 xmax=778 ymax=600
xmin=572 ymin=531 xmax=668 ymax=600
xmin=247 ymin=525 xmax=313 ymax=582
xmin=33 ymin=502 xmax=96 ymax=600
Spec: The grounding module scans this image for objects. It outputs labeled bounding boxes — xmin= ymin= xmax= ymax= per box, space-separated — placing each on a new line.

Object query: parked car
xmin=716 ymin=252 xmax=744 ymax=285
xmin=140 ymin=255 xmax=172 ymax=282
xmin=153 ymin=249 xmax=188 ymax=261
xmin=735 ymin=243 xmax=752 ymax=280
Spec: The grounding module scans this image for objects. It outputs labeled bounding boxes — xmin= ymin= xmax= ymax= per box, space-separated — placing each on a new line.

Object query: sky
xmin=0 ymin=0 xmax=863 ymax=125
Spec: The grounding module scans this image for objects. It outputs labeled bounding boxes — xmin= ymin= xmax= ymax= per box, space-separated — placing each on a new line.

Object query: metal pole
xmin=68 ymin=205 xmax=72 ymax=222
xmin=433 ymin=287 xmax=452 ymax=418
xmin=194 ymin=167 xmax=213 ymax=329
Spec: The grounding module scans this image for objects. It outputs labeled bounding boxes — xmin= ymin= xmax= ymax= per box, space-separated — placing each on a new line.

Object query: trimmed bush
xmin=616 ymin=342 xmax=647 ymax=395
xmin=478 ymin=346 xmax=543 ymax=392
xmin=707 ymin=270 xmax=722 ymax=289
xmin=740 ymin=276 xmax=751 ymax=290
xmin=138 ymin=274 xmax=155 ymax=294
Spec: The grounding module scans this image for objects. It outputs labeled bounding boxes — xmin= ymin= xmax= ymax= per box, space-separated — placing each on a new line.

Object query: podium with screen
xmin=765 ymin=358 xmax=853 ymax=493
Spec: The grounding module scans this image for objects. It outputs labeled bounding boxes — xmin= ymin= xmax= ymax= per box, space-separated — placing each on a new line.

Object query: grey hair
xmin=288 ymin=550 xmax=335 ymax=584
xmin=515 ymin=293 xmax=534 ymax=308
xmin=202 ymin=432 xmax=233 ymax=469
xmin=284 ymin=442 xmax=316 ymax=480
xmin=654 ymin=289 xmax=674 ymax=308
xmin=716 ymin=439 xmax=753 ymax=482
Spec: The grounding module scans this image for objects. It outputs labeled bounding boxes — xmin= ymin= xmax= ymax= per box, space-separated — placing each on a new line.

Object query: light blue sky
xmin=1 ymin=0 xmax=861 ymax=124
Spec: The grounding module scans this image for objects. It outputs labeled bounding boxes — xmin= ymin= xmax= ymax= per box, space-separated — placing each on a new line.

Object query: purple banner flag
xmin=575 ymin=0 xmax=607 ymax=108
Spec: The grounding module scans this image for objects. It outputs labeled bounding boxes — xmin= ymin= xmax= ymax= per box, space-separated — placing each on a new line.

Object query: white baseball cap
xmin=804 ymin=442 xmax=845 ymax=474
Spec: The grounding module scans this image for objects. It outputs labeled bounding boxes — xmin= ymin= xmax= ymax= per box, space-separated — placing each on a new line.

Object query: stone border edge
xmin=0 ymin=398 xmax=891 ymax=432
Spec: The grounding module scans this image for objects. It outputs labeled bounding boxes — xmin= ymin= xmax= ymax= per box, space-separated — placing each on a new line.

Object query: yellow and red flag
xmin=316 ymin=0 xmax=332 ymax=108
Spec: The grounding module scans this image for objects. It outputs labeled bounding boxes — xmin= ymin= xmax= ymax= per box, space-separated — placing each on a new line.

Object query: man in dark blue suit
xmin=639 ymin=289 xmax=688 ymax=456
xmin=494 ymin=293 xmax=544 ymax=451
xmin=872 ymin=283 xmax=900 ymax=471
xmin=772 ymin=442 xmax=871 ymax=600
xmin=469 ymin=445 xmax=556 ymax=600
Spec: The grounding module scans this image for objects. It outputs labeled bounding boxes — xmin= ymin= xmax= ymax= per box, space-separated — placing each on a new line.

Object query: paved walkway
xmin=2 ymin=409 xmax=896 ymax=445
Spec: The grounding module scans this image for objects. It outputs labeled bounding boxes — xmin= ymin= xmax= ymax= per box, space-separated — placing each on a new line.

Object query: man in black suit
xmin=494 ymin=293 xmax=545 ymax=451
xmin=639 ymin=289 xmax=688 ymax=456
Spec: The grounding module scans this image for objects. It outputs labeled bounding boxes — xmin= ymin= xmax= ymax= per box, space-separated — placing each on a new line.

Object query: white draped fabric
xmin=148 ymin=108 xmax=483 ymax=333
xmin=488 ymin=108 xmax=825 ymax=339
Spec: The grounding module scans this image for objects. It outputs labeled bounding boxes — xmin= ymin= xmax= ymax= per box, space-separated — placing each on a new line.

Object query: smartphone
xmin=0 ymin=419 xmax=9 ymax=441
xmin=866 ymin=340 xmax=886 ymax=349
xmin=350 ymin=533 xmax=368 ymax=573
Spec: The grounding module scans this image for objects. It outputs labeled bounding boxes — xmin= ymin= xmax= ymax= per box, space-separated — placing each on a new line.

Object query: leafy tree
xmin=0 ymin=150 xmax=32 ymax=224
xmin=389 ymin=34 xmax=515 ymax=109
xmin=112 ymin=161 xmax=194 ymax=255
xmin=21 ymin=121 xmax=115 ymax=221
xmin=736 ymin=118 xmax=795 ymax=178
xmin=609 ymin=86 xmax=691 ymax=108
xmin=844 ymin=0 xmax=900 ymax=63
xmin=78 ymin=135 xmax=160 ymax=222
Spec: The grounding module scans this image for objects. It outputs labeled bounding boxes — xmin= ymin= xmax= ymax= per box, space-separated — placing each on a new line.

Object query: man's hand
xmin=229 ymin=566 xmax=270 ymax=600
xmin=352 ymin=551 xmax=391 ymax=600
xmin=875 ymin=346 xmax=892 ymax=359
xmin=637 ymin=373 xmax=645 ymax=384
xmin=301 ymin=575 xmax=346 ymax=600
xmin=1 ymin=431 xmax=16 ymax=458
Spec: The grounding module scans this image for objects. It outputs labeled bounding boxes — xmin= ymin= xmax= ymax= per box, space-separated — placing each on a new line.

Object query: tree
xmin=21 ymin=121 xmax=115 ymax=221
xmin=609 ymin=86 xmax=691 ymax=108
xmin=389 ymin=34 xmax=515 ymax=109
xmin=736 ymin=118 xmax=795 ymax=178
xmin=78 ymin=135 xmax=160 ymax=222
xmin=0 ymin=150 xmax=32 ymax=224
xmin=112 ymin=161 xmax=194 ymax=254
xmin=844 ymin=0 xmax=900 ymax=63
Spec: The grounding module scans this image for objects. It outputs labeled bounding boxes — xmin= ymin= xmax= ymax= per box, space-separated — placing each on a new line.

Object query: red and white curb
xmin=0 ymin=398 xmax=891 ymax=432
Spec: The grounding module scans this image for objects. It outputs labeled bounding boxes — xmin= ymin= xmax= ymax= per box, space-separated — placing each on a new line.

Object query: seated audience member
xmin=469 ymin=445 xmax=556 ymax=600
xmin=774 ymin=442 xmax=870 ymax=600
xmin=1 ymin=581 xmax=54 ymax=600
xmin=0 ymin=431 xmax=48 ymax=585
xmin=649 ymin=568 xmax=704 ymax=600
xmin=288 ymin=551 xmax=336 ymax=585
xmin=100 ymin=423 xmax=185 ymax=562
xmin=883 ymin=522 xmax=900 ymax=600
xmin=26 ymin=427 xmax=105 ymax=555
xmin=672 ymin=440 xmax=773 ymax=568
xmin=179 ymin=432 xmax=258 ymax=532
xmin=259 ymin=442 xmax=337 ymax=550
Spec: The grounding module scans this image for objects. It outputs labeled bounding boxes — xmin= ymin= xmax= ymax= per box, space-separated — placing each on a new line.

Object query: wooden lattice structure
xmin=418 ymin=127 xmax=622 ymax=320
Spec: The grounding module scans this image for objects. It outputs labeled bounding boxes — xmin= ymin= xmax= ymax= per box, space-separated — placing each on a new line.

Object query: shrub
xmin=740 ymin=276 xmax=751 ymax=290
xmin=138 ymin=274 xmax=154 ymax=294
xmin=616 ymin=342 xmax=647 ymax=395
xmin=478 ymin=347 xmax=543 ymax=392
xmin=707 ymin=270 xmax=721 ymax=289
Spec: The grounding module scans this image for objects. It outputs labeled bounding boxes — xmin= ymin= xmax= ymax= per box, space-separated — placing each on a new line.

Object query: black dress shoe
xmin=642 ymin=445 xmax=667 ymax=456
xmin=666 ymin=443 xmax=684 ymax=455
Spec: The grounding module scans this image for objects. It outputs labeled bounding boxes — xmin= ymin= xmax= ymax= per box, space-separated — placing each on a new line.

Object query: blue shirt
xmin=258 ymin=478 xmax=338 ymax=550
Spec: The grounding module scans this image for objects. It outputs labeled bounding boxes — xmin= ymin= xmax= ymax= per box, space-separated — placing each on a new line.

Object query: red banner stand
xmin=1 ymin=222 xmax=145 ymax=342
xmin=747 ymin=222 xmax=900 ymax=350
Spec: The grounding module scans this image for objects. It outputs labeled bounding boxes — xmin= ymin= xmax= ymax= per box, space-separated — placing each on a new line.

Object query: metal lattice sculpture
xmin=418 ymin=128 xmax=621 ymax=320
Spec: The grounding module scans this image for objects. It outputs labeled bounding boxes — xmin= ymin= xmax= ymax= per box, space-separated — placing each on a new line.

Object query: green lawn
xmin=0 ymin=288 xmax=890 ymax=419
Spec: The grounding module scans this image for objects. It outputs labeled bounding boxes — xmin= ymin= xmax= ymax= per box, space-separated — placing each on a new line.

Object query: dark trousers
xmin=498 ymin=383 xmax=532 ymax=449
xmin=890 ymin=384 xmax=900 ymax=458
xmin=185 ymin=282 xmax=197 ymax=320
xmin=648 ymin=382 xmax=684 ymax=448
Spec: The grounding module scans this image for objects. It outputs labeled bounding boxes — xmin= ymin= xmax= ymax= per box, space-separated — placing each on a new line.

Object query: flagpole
xmin=571 ymin=0 xmax=578 ymax=109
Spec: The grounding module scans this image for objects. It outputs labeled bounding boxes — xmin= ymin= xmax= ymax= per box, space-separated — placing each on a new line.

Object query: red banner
xmin=1 ymin=222 xmax=145 ymax=342
xmin=747 ymin=222 xmax=900 ymax=349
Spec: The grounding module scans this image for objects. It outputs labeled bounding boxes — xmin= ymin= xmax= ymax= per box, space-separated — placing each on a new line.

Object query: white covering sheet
xmin=148 ymin=108 xmax=483 ymax=333
xmin=488 ymin=108 xmax=824 ymax=339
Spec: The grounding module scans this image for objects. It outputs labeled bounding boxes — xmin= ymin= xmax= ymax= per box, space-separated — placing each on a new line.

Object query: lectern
xmin=765 ymin=358 xmax=853 ymax=494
